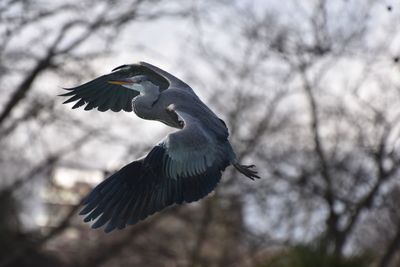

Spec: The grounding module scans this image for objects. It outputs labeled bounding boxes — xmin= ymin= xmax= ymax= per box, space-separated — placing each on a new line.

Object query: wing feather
xmin=162 ymin=106 xmax=230 ymax=179
xmin=60 ymin=73 xmax=139 ymax=112
xmin=77 ymin=93 xmax=236 ymax=232
xmin=60 ymin=62 xmax=200 ymax=112
xmin=80 ymin=129 xmax=231 ymax=232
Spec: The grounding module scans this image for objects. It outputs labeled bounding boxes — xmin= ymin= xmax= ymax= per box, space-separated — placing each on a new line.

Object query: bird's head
xmin=108 ymin=75 xmax=155 ymax=93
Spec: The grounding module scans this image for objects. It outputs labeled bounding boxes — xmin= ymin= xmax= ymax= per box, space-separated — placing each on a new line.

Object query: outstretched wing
xmin=139 ymin=61 xmax=194 ymax=93
xmin=59 ymin=62 xmax=175 ymax=112
xmin=60 ymin=72 xmax=139 ymax=112
xmin=80 ymin=106 xmax=233 ymax=232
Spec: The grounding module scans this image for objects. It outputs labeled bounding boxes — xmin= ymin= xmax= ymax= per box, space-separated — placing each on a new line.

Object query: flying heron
xmin=60 ymin=61 xmax=259 ymax=232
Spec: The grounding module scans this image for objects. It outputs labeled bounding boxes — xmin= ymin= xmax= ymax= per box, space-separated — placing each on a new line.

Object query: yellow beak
xmin=108 ymin=79 xmax=132 ymax=85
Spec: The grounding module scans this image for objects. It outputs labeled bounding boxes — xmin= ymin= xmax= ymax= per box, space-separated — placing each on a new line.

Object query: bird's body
xmin=134 ymin=87 xmax=198 ymax=128
xmin=60 ymin=62 xmax=259 ymax=232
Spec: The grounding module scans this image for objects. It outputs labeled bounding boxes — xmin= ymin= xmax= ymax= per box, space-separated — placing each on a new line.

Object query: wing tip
xmin=104 ymin=223 xmax=116 ymax=233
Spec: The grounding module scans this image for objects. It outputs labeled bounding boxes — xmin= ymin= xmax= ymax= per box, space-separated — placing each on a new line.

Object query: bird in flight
xmin=60 ymin=62 xmax=259 ymax=232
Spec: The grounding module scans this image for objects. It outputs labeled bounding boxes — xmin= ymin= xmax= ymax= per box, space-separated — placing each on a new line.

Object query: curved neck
xmin=132 ymin=82 xmax=160 ymax=119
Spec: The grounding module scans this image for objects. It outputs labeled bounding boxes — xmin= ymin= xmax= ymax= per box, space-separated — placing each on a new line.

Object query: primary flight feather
xmin=60 ymin=61 xmax=259 ymax=233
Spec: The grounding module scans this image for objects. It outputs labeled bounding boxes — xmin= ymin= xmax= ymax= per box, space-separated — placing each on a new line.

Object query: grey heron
xmin=60 ymin=62 xmax=259 ymax=232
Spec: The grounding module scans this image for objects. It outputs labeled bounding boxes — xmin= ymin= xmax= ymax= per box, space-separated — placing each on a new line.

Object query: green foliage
xmin=259 ymin=244 xmax=372 ymax=267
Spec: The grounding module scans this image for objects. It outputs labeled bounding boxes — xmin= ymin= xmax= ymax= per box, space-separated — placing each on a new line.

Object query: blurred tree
xmin=182 ymin=0 xmax=400 ymax=265
xmin=0 ymin=0 xmax=190 ymax=266
xmin=258 ymin=243 xmax=371 ymax=267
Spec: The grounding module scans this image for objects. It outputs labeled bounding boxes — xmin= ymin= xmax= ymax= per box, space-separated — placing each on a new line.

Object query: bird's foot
xmin=233 ymin=163 xmax=260 ymax=180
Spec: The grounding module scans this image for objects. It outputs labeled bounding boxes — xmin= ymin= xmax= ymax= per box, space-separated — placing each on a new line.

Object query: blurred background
xmin=1 ymin=0 xmax=400 ymax=266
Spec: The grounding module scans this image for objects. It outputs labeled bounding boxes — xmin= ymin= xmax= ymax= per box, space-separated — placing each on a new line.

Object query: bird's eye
xmin=132 ymin=75 xmax=146 ymax=83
